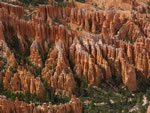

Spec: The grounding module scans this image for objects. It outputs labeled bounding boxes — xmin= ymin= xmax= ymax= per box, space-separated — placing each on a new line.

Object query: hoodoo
xmin=0 ymin=0 xmax=150 ymax=112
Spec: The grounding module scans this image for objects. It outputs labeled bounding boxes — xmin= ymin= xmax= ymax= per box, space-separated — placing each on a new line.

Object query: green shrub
xmin=25 ymin=91 xmax=30 ymax=103
xmin=10 ymin=67 xmax=17 ymax=74
xmin=119 ymin=36 xmax=136 ymax=43
xmin=53 ymin=17 xmax=62 ymax=24
xmin=73 ymin=74 xmax=88 ymax=96
xmin=147 ymin=2 xmax=150 ymax=13
xmin=24 ymin=15 xmax=32 ymax=21
xmin=141 ymin=8 xmax=146 ymax=14
xmin=0 ymin=80 xmax=3 ymax=91
xmin=68 ymin=54 xmax=74 ymax=70
xmin=76 ymin=27 xmax=79 ymax=31
xmin=72 ymin=1 xmax=75 ymax=8
xmin=146 ymin=89 xmax=150 ymax=100
xmin=76 ymin=0 xmax=85 ymax=3
xmin=55 ymin=0 xmax=64 ymax=2
xmin=18 ymin=0 xmax=48 ymax=6
xmin=54 ymin=1 xmax=68 ymax=8
xmin=81 ymin=75 xmax=88 ymax=89
xmin=65 ymin=67 xmax=70 ymax=74
xmin=44 ymin=81 xmax=70 ymax=104
xmin=0 ymin=90 xmax=40 ymax=103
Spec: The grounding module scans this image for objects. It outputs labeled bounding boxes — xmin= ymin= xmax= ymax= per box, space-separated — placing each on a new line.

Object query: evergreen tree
xmin=25 ymin=91 xmax=30 ymax=103
xmin=0 ymin=80 xmax=3 ymax=91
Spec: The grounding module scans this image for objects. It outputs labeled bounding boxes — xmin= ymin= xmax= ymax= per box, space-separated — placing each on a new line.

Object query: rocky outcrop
xmin=0 ymin=4 xmax=138 ymax=91
xmin=30 ymin=40 xmax=43 ymax=68
xmin=0 ymin=1 xmax=150 ymax=93
xmin=0 ymin=95 xmax=82 ymax=113
xmin=36 ymin=5 xmax=129 ymax=35
xmin=2 ymin=1 xmax=150 ymax=112
xmin=69 ymin=34 xmax=137 ymax=90
xmin=147 ymin=106 xmax=150 ymax=113
xmin=0 ymin=21 xmax=5 ymax=41
xmin=38 ymin=4 xmax=72 ymax=21
xmin=70 ymin=37 xmax=105 ymax=85
xmin=3 ymin=67 xmax=45 ymax=99
xmin=42 ymin=41 xmax=76 ymax=93
xmin=0 ymin=2 xmax=24 ymax=18
xmin=120 ymin=58 xmax=136 ymax=91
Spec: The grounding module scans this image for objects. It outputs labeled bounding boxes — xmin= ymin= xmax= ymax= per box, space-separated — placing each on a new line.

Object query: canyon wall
xmin=0 ymin=0 xmax=150 ymax=97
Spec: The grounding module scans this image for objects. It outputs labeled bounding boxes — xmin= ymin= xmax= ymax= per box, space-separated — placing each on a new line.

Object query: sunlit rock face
xmin=0 ymin=95 xmax=82 ymax=113
xmin=0 ymin=0 xmax=145 ymax=93
xmin=1 ymin=0 xmax=150 ymax=112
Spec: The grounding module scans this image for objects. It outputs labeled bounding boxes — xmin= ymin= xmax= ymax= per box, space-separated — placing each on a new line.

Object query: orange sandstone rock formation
xmin=0 ymin=95 xmax=82 ymax=113
xmin=0 ymin=0 xmax=150 ymax=97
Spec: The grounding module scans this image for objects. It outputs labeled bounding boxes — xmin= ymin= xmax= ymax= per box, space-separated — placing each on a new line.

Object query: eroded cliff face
xmin=0 ymin=0 xmax=146 ymax=93
xmin=0 ymin=0 xmax=150 ymax=112
xmin=95 ymin=0 xmax=139 ymax=10
xmin=0 ymin=2 xmax=24 ymax=18
xmin=30 ymin=2 xmax=150 ymax=91
xmin=0 ymin=95 xmax=82 ymax=113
